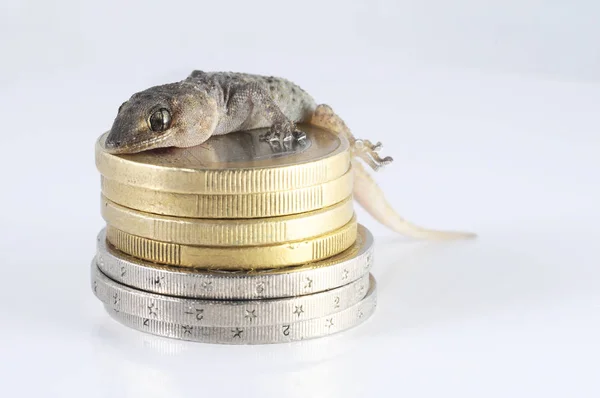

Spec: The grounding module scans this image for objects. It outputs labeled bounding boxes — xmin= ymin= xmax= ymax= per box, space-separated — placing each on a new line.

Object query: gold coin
xmin=101 ymin=195 xmax=354 ymax=246
xmin=101 ymin=167 xmax=353 ymax=218
xmin=95 ymin=123 xmax=350 ymax=194
xmin=105 ymin=215 xmax=358 ymax=269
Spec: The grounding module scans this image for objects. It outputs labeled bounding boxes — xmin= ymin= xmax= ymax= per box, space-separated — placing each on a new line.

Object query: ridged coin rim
xmin=100 ymin=195 xmax=354 ymax=246
xmin=100 ymin=167 xmax=353 ymax=219
xmin=95 ymin=224 xmax=374 ymax=299
xmin=103 ymin=278 xmax=377 ymax=345
xmin=92 ymin=263 xmax=371 ymax=327
xmin=105 ymin=215 xmax=357 ymax=269
xmin=95 ymin=124 xmax=350 ymax=194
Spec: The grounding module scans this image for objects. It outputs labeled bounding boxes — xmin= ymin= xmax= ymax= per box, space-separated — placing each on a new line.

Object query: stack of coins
xmin=92 ymin=124 xmax=377 ymax=344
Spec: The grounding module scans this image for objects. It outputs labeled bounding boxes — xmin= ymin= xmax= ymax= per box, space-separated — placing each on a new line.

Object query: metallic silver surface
xmin=95 ymin=226 xmax=373 ymax=299
xmin=103 ymin=278 xmax=377 ymax=345
xmin=92 ymin=263 xmax=371 ymax=327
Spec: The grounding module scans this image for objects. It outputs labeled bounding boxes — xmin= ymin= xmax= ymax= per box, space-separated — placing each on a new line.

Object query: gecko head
xmin=105 ymin=83 xmax=218 ymax=154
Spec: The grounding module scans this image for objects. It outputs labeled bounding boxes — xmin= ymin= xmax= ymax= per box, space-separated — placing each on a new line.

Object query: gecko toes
xmin=260 ymin=125 xmax=306 ymax=146
xmin=292 ymin=129 xmax=306 ymax=141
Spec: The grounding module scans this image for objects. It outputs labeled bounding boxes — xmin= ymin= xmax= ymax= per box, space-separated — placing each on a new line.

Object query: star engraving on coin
xmin=113 ymin=293 xmax=120 ymax=306
xmin=148 ymin=302 xmax=158 ymax=317
xmin=293 ymin=305 xmax=304 ymax=317
xmin=358 ymin=284 xmax=366 ymax=296
xmin=303 ymin=277 xmax=313 ymax=290
xmin=100 ymin=274 xmax=378 ymax=344
xmin=95 ymin=226 xmax=373 ymax=300
xmin=245 ymin=309 xmax=257 ymax=322
xmin=201 ymin=281 xmax=213 ymax=291
xmin=232 ymin=328 xmax=244 ymax=338
xmin=152 ymin=275 xmax=165 ymax=286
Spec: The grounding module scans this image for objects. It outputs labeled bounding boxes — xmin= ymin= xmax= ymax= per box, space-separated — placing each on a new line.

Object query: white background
xmin=1 ymin=1 xmax=599 ymax=397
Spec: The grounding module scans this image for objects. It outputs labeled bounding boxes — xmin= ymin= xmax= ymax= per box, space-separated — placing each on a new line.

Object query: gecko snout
xmin=105 ymin=138 xmax=119 ymax=148
xmin=104 ymin=133 xmax=132 ymax=154
xmin=104 ymin=136 xmax=122 ymax=150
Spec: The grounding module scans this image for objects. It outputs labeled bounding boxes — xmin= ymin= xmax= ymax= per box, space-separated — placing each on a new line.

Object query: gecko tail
xmin=351 ymin=160 xmax=476 ymax=240
xmin=308 ymin=104 xmax=475 ymax=239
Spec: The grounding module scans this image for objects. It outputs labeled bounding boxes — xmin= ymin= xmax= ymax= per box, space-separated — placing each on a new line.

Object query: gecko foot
xmin=353 ymin=139 xmax=394 ymax=171
xmin=260 ymin=123 xmax=306 ymax=144
xmin=292 ymin=129 xmax=306 ymax=141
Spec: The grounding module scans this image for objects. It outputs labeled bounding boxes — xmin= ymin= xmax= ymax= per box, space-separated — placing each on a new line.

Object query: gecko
xmin=106 ymin=70 xmax=475 ymax=240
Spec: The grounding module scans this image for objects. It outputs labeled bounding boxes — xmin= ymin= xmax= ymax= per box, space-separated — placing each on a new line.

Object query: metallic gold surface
xmin=95 ymin=124 xmax=350 ymax=194
xmin=101 ymin=167 xmax=353 ymax=218
xmin=96 ymin=224 xmax=373 ymax=299
xmin=101 ymin=195 xmax=354 ymax=246
xmin=106 ymin=215 xmax=358 ymax=269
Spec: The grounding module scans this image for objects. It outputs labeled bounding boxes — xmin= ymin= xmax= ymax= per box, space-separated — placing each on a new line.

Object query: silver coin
xmin=95 ymin=225 xmax=373 ymax=299
xmin=103 ymin=278 xmax=377 ymax=344
xmin=92 ymin=262 xmax=371 ymax=327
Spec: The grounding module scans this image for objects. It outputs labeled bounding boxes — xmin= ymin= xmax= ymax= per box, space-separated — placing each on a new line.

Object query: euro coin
xmin=100 ymin=195 xmax=354 ymax=246
xmin=96 ymin=124 xmax=350 ymax=194
xmin=100 ymin=167 xmax=353 ymax=218
xmin=105 ymin=215 xmax=357 ymax=269
xmin=103 ymin=277 xmax=377 ymax=345
xmin=96 ymin=224 xmax=374 ymax=299
xmin=92 ymin=263 xmax=370 ymax=327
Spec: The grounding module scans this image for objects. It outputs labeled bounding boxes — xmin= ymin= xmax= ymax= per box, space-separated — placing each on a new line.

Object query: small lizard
xmin=106 ymin=71 xmax=475 ymax=240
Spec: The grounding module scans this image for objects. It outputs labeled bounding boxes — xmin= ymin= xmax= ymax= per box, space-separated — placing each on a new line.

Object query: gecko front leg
xmin=219 ymin=82 xmax=306 ymax=143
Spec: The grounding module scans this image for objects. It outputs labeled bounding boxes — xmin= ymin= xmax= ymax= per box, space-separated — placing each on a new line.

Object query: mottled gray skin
xmin=105 ymin=71 xmax=316 ymax=154
xmin=104 ymin=71 xmax=475 ymax=240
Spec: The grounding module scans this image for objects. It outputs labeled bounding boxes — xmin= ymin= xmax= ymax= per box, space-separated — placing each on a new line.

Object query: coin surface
xmin=106 ymin=215 xmax=357 ymax=269
xmin=100 ymin=168 xmax=353 ymax=219
xmin=103 ymin=278 xmax=377 ymax=344
xmin=92 ymin=263 xmax=371 ymax=326
xmin=101 ymin=195 xmax=354 ymax=246
xmin=96 ymin=225 xmax=374 ymax=299
xmin=96 ymin=124 xmax=350 ymax=194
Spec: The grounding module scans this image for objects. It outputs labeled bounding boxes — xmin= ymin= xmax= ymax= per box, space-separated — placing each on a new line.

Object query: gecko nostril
xmin=105 ymin=138 xmax=121 ymax=148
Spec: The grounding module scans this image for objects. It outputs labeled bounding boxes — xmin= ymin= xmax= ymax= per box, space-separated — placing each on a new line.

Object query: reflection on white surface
xmin=91 ymin=312 xmax=371 ymax=398
xmin=92 ymin=316 xmax=356 ymax=370
xmin=81 ymin=222 xmax=600 ymax=397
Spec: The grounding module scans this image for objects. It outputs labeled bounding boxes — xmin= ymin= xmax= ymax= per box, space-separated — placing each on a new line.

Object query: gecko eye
xmin=148 ymin=108 xmax=171 ymax=132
